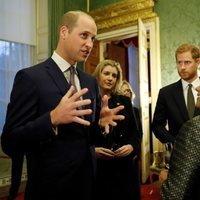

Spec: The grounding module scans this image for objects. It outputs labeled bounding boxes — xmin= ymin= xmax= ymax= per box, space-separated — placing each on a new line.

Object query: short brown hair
xmin=175 ymin=43 xmax=200 ymax=60
xmin=58 ymin=11 xmax=94 ymax=33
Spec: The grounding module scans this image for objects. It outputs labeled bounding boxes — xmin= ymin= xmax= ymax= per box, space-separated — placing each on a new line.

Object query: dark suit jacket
xmin=152 ymin=79 xmax=200 ymax=143
xmin=133 ymin=106 xmax=143 ymax=142
xmin=161 ymin=115 xmax=200 ymax=200
xmin=1 ymin=58 xmax=102 ymax=200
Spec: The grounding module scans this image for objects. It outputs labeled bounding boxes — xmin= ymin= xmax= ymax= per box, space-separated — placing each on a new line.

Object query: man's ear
xmin=60 ymin=25 xmax=69 ymax=40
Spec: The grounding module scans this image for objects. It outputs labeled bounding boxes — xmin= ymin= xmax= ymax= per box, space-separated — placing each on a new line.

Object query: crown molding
xmin=89 ymin=0 xmax=157 ymax=34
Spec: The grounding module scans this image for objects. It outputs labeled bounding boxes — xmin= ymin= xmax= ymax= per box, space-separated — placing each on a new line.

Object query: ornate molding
xmin=89 ymin=0 xmax=157 ymax=33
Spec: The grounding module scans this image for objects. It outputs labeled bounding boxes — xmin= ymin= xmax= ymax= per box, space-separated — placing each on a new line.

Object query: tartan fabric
xmin=161 ymin=115 xmax=200 ymax=199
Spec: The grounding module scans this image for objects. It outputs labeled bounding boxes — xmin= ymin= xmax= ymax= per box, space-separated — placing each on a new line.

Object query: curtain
xmin=48 ymin=0 xmax=66 ymax=55
xmin=128 ymin=44 xmax=140 ymax=108
xmin=0 ymin=40 xmax=35 ymax=133
xmin=0 ymin=0 xmax=36 ymax=45
xmin=48 ymin=0 xmax=87 ymax=55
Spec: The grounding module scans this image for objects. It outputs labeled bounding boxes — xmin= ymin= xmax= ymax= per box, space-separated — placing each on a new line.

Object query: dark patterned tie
xmin=187 ymin=84 xmax=195 ymax=119
xmin=68 ymin=66 xmax=84 ymax=115
xmin=69 ymin=65 xmax=78 ymax=93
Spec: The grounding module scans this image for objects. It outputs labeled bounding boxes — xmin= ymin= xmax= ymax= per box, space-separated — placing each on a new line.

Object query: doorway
xmin=85 ymin=18 xmax=161 ymax=183
xmin=87 ymin=0 xmax=161 ymax=183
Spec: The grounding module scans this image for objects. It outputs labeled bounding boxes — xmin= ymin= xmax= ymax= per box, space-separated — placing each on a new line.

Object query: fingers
xmin=196 ymin=86 xmax=200 ymax=96
xmin=104 ymin=125 xmax=110 ymax=134
xmin=64 ymin=86 xmax=89 ymax=100
xmin=100 ymin=148 xmax=115 ymax=158
xmin=51 ymin=86 xmax=93 ymax=126
xmin=195 ymin=86 xmax=200 ymax=108
xmin=72 ymin=99 xmax=91 ymax=109
xmin=64 ymin=85 xmax=76 ymax=98
xmin=114 ymin=145 xmax=133 ymax=157
xmin=108 ymin=111 xmax=125 ymax=128
xmin=112 ymin=114 xmax=125 ymax=121
xmin=195 ymin=86 xmax=200 ymax=93
xmin=102 ymin=148 xmax=115 ymax=154
xmin=110 ymin=105 xmax=125 ymax=124
xmin=71 ymin=108 xmax=92 ymax=116
xmin=112 ymin=105 xmax=125 ymax=115
xmin=63 ymin=86 xmax=91 ymax=109
xmin=69 ymin=106 xmax=92 ymax=126
xmin=108 ymin=121 xmax=117 ymax=127
xmin=95 ymin=147 xmax=115 ymax=159
xmin=72 ymin=116 xmax=91 ymax=126
xmin=101 ymin=95 xmax=108 ymax=108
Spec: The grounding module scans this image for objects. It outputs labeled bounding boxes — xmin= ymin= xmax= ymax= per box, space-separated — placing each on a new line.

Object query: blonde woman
xmin=120 ymin=80 xmax=135 ymax=103
xmin=120 ymin=80 xmax=143 ymax=199
xmin=93 ymin=60 xmax=141 ymax=200
xmin=120 ymin=80 xmax=142 ymax=138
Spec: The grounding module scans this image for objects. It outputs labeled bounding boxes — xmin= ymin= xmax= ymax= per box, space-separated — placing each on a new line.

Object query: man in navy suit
xmin=152 ymin=43 xmax=200 ymax=144
xmin=1 ymin=11 xmax=124 ymax=200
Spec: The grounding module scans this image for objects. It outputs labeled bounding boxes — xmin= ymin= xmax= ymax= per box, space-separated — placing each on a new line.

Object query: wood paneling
xmin=84 ymin=40 xmax=99 ymax=75
xmin=107 ymin=43 xmax=127 ymax=80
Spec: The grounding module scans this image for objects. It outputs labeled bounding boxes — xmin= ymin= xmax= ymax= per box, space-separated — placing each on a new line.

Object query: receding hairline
xmin=58 ymin=10 xmax=95 ymax=31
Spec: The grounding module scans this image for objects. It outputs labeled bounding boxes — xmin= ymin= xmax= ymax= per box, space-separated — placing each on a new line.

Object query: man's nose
xmin=85 ymin=38 xmax=94 ymax=49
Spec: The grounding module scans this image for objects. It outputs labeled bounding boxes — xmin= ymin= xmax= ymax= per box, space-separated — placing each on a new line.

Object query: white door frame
xmin=96 ymin=17 xmax=162 ymax=182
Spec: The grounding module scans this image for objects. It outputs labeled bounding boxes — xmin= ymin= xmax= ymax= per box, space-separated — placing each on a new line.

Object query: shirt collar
xmin=51 ymin=51 xmax=77 ymax=73
xmin=182 ymin=77 xmax=200 ymax=90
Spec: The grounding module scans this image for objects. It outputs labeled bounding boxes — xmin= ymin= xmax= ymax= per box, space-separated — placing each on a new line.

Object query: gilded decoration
xmin=89 ymin=0 xmax=157 ymax=33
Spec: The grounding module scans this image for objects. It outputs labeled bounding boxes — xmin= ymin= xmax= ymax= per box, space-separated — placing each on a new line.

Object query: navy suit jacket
xmin=161 ymin=116 xmax=200 ymax=199
xmin=152 ymin=79 xmax=200 ymax=143
xmin=1 ymin=58 xmax=102 ymax=199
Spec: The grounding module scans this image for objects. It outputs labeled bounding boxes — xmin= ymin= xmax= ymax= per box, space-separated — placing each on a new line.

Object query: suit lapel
xmin=173 ymin=80 xmax=189 ymax=121
xmin=45 ymin=60 xmax=92 ymax=102
xmin=44 ymin=61 xmax=95 ymax=122
xmin=45 ymin=58 xmax=70 ymax=96
xmin=77 ymin=68 xmax=91 ymax=100
xmin=44 ymin=60 xmax=92 ymax=101
xmin=173 ymin=79 xmax=200 ymax=119
xmin=77 ymin=68 xmax=95 ymax=121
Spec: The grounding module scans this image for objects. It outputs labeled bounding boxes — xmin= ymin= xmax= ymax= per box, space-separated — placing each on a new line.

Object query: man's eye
xmin=177 ymin=61 xmax=182 ymax=65
xmin=81 ymin=33 xmax=88 ymax=39
xmin=185 ymin=61 xmax=191 ymax=65
xmin=91 ymin=36 xmax=96 ymax=42
xmin=177 ymin=61 xmax=192 ymax=65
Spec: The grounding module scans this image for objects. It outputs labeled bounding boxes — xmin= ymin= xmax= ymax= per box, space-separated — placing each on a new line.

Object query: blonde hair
xmin=120 ymin=80 xmax=136 ymax=102
xmin=93 ymin=59 xmax=123 ymax=94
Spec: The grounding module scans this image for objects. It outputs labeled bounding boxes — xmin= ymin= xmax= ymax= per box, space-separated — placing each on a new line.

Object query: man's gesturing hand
xmin=99 ymin=95 xmax=125 ymax=134
xmin=50 ymin=86 xmax=92 ymax=126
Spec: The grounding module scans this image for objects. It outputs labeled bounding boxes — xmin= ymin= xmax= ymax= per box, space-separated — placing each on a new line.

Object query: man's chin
xmin=79 ymin=55 xmax=88 ymax=62
xmin=77 ymin=57 xmax=86 ymax=63
xmin=180 ymin=75 xmax=189 ymax=80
